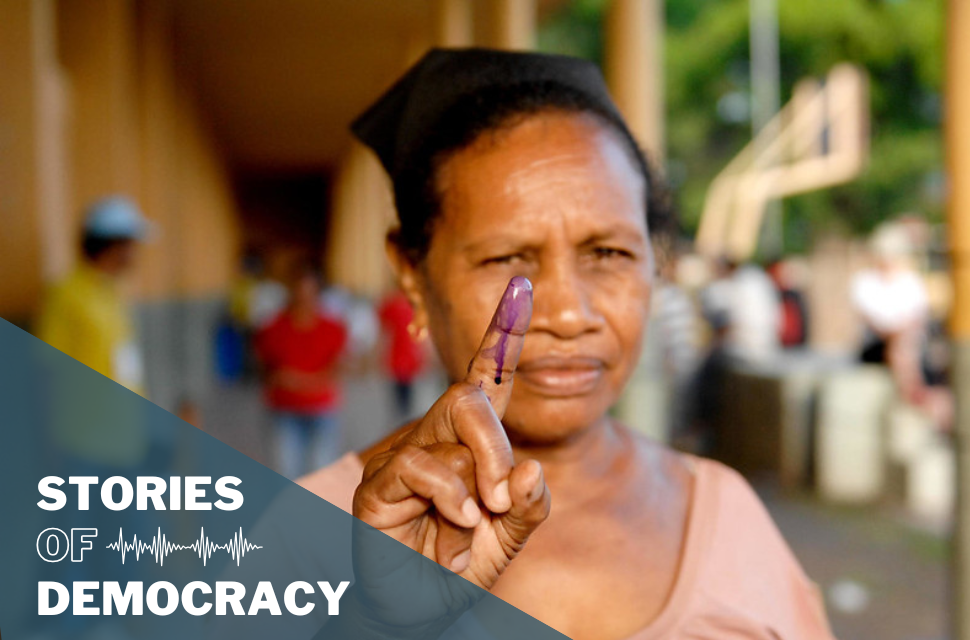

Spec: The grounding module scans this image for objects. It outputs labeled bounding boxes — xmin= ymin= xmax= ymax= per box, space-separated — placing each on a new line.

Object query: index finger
xmin=465 ymin=276 xmax=533 ymax=418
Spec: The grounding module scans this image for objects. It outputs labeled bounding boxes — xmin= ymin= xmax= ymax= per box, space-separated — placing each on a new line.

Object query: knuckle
xmin=393 ymin=444 xmax=427 ymax=469
xmin=361 ymin=450 xmax=393 ymax=480
xmin=466 ymin=356 xmax=495 ymax=380
xmin=352 ymin=483 xmax=384 ymax=521
xmin=447 ymin=385 xmax=489 ymax=419
xmin=446 ymin=382 xmax=483 ymax=404
xmin=427 ymin=443 xmax=476 ymax=477
xmin=445 ymin=473 xmax=468 ymax=499
xmin=448 ymin=447 xmax=476 ymax=477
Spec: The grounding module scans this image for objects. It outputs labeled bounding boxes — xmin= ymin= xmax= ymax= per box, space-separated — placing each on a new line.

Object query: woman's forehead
xmin=435 ymin=112 xmax=648 ymax=241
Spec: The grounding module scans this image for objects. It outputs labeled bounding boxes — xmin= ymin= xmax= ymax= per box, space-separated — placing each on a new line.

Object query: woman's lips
xmin=514 ymin=356 xmax=605 ymax=397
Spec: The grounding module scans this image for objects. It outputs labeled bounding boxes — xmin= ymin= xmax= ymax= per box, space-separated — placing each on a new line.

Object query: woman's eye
xmin=592 ymin=247 xmax=634 ymax=260
xmin=481 ymin=254 xmax=522 ymax=266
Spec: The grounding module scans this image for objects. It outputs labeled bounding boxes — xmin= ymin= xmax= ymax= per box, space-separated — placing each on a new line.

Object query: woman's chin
xmin=502 ymin=393 xmax=614 ymax=446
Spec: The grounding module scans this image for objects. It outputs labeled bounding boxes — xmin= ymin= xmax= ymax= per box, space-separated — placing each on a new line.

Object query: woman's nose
xmin=528 ymin=261 xmax=603 ymax=339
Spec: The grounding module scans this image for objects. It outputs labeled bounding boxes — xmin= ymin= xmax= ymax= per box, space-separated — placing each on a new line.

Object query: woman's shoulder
xmin=686 ymin=455 xmax=808 ymax=580
xmin=297 ymin=452 xmax=364 ymax=513
xmin=682 ymin=455 xmax=834 ymax=639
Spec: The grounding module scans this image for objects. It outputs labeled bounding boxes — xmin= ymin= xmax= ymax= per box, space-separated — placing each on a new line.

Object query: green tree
xmin=539 ymin=0 xmax=944 ymax=250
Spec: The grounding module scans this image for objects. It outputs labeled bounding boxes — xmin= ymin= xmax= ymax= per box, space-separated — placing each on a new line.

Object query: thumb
xmin=495 ymin=459 xmax=549 ymax=553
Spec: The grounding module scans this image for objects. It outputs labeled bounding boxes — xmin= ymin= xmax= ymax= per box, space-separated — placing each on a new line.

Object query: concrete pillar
xmin=57 ymin=0 xmax=140 ymax=218
xmin=948 ymin=0 xmax=970 ymax=340
xmin=326 ymin=143 xmax=395 ymax=297
xmin=603 ymin=0 xmax=665 ymax=162
xmin=136 ymin=0 xmax=179 ymax=300
xmin=947 ymin=0 xmax=970 ymax=636
xmin=433 ymin=0 xmax=473 ymax=48
xmin=0 ymin=0 xmax=68 ymax=322
xmin=481 ymin=0 xmax=535 ymax=50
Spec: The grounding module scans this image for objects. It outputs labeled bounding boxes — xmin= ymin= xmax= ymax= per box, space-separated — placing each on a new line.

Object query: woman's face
xmin=400 ymin=111 xmax=654 ymax=444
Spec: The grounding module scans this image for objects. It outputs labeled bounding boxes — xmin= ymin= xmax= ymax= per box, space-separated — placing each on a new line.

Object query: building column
xmin=947 ymin=0 xmax=970 ymax=637
xmin=326 ymin=143 xmax=395 ymax=297
xmin=605 ymin=0 xmax=666 ymax=441
xmin=603 ymin=0 xmax=665 ymax=162
xmin=481 ymin=0 xmax=535 ymax=50
xmin=0 ymin=0 xmax=68 ymax=322
xmin=433 ymin=0 xmax=474 ymax=48
xmin=57 ymin=0 xmax=141 ymax=219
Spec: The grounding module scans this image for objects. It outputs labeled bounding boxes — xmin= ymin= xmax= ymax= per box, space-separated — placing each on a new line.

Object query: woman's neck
xmin=359 ymin=413 xmax=630 ymax=488
xmin=510 ymin=416 xmax=631 ymax=493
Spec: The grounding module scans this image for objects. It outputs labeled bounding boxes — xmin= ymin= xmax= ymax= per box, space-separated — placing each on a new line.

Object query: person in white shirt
xmin=851 ymin=225 xmax=928 ymax=400
xmin=702 ymin=258 xmax=781 ymax=365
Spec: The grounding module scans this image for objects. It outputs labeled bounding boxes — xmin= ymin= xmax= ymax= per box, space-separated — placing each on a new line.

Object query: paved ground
xmin=200 ymin=373 xmax=951 ymax=640
xmin=756 ymin=476 xmax=950 ymax=640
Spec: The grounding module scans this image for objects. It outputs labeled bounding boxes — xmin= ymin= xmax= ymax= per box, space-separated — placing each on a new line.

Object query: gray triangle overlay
xmin=0 ymin=319 xmax=569 ymax=640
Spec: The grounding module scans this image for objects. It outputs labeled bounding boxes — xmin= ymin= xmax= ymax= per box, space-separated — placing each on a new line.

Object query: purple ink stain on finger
xmin=491 ymin=276 xmax=533 ymax=385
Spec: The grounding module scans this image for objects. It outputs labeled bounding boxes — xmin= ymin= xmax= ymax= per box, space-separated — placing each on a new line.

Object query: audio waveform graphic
xmin=106 ymin=527 xmax=263 ymax=567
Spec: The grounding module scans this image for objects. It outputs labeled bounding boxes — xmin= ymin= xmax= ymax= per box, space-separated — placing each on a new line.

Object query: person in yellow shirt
xmin=34 ymin=197 xmax=156 ymax=640
xmin=37 ymin=196 xmax=151 ymax=395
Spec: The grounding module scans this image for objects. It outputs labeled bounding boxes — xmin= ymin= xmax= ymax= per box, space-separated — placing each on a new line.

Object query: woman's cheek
xmin=591 ymin=266 xmax=652 ymax=311
xmin=592 ymin=269 xmax=651 ymax=354
xmin=443 ymin=288 xmax=503 ymax=377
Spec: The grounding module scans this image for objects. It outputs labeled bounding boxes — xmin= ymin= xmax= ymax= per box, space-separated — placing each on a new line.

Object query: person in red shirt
xmin=378 ymin=289 xmax=426 ymax=419
xmin=255 ymin=267 xmax=348 ymax=479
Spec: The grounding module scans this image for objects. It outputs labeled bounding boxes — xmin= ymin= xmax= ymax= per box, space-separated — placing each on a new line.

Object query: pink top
xmin=299 ymin=452 xmax=836 ymax=640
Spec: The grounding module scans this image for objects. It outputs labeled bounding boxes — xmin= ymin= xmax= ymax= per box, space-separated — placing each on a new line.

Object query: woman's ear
xmin=385 ymin=233 xmax=430 ymax=332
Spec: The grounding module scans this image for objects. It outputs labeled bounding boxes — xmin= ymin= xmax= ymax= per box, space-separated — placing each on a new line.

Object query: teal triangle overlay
xmin=0 ymin=319 xmax=568 ymax=640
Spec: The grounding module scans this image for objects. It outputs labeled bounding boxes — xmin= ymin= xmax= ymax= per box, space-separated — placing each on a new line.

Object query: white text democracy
xmin=39 ymin=580 xmax=350 ymax=616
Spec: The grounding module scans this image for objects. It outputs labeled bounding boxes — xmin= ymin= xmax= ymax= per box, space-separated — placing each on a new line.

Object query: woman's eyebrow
xmin=578 ymin=226 xmax=647 ymax=246
xmin=459 ymin=237 xmax=536 ymax=255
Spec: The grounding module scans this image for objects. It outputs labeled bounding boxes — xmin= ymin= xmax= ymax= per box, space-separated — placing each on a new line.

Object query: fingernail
xmin=450 ymin=550 xmax=471 ymax=573
xmin=461 ymin=497 xmax=481 ymax=527
xmin=528 ymin=461 xmax=544 ymax=502
xmin=495 ymin=277 xmax=533 ymax=333
xmin=528 ymin=478 xmax=544 ymax=502
xmin=493 ymin=480 xmax=511 ymax=512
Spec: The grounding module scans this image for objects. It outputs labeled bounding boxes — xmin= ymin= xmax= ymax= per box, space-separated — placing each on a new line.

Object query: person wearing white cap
xmin=33 ymin=197 xmax=155 ymax=640
xmin=36 ymin=196 xmax=152 ymax=400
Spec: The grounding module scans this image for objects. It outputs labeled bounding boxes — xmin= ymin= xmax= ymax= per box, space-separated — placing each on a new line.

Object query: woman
xmin=301 ymin=48 xmax=834 ymax=639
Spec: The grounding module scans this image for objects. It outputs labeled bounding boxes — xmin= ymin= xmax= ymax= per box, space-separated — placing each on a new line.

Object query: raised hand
xmin=352 ymin=275 xmax=550 ymax=597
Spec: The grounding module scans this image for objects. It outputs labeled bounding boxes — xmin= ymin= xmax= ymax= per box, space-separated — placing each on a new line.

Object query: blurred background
xmin=0 ymin=1 xmax=965 ymax=638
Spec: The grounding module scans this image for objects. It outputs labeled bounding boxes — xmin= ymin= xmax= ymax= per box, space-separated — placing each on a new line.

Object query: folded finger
xmin=495 ymin=459 xmax=549 ymax=552
xmin=354 ymin=445 xmax=481 ymax=530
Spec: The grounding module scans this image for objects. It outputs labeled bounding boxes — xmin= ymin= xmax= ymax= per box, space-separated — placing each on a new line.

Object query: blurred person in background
xmin=255 ymin=265 xmax=348 ymax=479
xmin=34 ymin=196 xmax=153 ymax=640
xmin=851 ymin=223 xmax=952 ymax=428
xmin=768 ymin=258 xmax=810 ymax=349
xmin=378 ymin=288 xmax=427 ymax=420
xmin=215 ymin=253 xmax=263 ymax=383
xmin=248 ymin=251 xmax=289 ymax=329
xmin=653 ymin=242 xmax=701 ymax=442
xmin=229 ymin=252 xmax=263 ymax=330
xmin=687 ymin=299 xmax=731 ymax=457
xmin=701 ymin=257 xmax=781 ymax=365
xmin=36 ymin=196 xmax=151 ymax=395
xmin=320 ymin=283 xmax=380 ymax=370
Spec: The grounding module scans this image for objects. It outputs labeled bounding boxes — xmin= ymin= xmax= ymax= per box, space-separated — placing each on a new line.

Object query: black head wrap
xmin=349 ymin=47 xmax=672 ymax=264
xmin=351 ymin=48 xmax=627 ymax=178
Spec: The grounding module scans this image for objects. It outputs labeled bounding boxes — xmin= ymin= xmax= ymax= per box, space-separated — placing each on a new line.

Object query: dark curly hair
xmin=387 ymin=80 xmax=675 ymax=265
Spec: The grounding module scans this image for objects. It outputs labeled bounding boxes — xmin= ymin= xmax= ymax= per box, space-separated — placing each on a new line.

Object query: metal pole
xmin=947 ymin=0 xmax=970 ymax=636
xmin=749 ymin=0 xmax=782 ymax=258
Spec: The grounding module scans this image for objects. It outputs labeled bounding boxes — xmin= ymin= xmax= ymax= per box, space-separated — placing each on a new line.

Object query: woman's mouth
xmin=514 ymin=356 xmax=605 ymax=397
